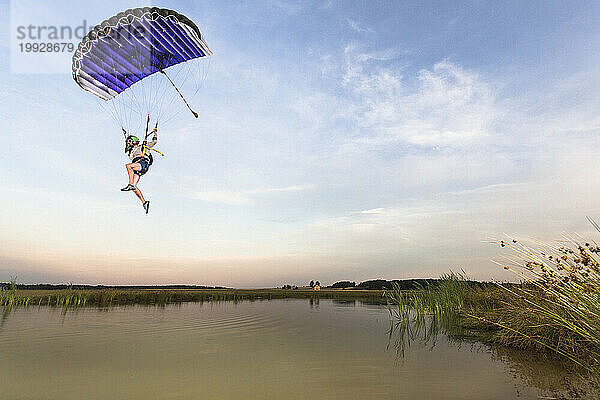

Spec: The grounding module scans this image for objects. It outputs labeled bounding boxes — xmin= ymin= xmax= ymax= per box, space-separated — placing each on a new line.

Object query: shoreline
xmin=3 ymin=288 xmax=388 ymax=307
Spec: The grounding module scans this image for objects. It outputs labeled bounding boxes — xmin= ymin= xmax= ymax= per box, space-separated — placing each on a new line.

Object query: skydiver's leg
xmin=125 ymin=163 xmax=142 ymax=186
xmin=131 ymin=174 xmax=146 ymax=204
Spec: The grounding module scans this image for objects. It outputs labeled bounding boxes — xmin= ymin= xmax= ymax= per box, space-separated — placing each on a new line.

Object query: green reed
xmin=0 ymin=278 xmax=32 ymax=307
xmin=385 ymin=272 xmax=486 ymax=356
xmin=0 ymin=286 xmax=386 ymax=311
xmin=386 ymin=226 xmax=600 ymax=377
xmin=385 ymin=271 xmax=472 ymax=323
xmin=487 ymin=228 xmax=600 ymax=376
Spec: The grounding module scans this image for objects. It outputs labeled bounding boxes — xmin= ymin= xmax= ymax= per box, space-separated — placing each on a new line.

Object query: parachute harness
xmin=142 ymin=143 xmax=165 ymax=157
xmin=142 ymin=134 xmax=165 ymax=158
xmin=122 ymin=116 xmax=166 ymax=161
xmin=141 ymin=116 xmax=165 ymax=159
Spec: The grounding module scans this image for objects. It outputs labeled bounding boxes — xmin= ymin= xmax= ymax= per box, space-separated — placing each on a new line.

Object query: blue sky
xmin=2 ymin=1 xmax=600 ymax=287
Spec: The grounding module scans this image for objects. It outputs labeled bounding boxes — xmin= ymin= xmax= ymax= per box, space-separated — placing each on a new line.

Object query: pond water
xmin=0 ymin=299 xmax=586 ymax=399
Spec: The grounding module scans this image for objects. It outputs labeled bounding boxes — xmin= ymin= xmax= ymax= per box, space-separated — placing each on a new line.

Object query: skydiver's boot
xmin=121 ymin=184 xmax=135 ymax=191
xmin=143 ymin=201 xmax=150 ymax=214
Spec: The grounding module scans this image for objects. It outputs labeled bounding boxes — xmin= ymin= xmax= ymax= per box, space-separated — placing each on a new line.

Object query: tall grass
xmin=0 ymin=277 xmax=31 ymax=307
xmin=1 ymin=280 xmax=89 ymax=311
xmin=386 ymin=224 xmax=600 ymax=377
xmin=386 ymin=272 xmax=464 ymax=325
xmin=488 ymin=228 xmax=600 ymax=375
xmin=385 ymin=272 xmax=501 ymax=356
xmin=0 ymin=286 xmax=386 ymax=311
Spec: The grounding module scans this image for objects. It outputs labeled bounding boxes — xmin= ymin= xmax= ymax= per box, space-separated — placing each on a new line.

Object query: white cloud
xmin=355 ymin=208 xmax=386 ymax=215
xmin=188 ymin=184 xmax=313 ymax=205
xmin=290 ymin=46 xmax=500 ymax=155
xmin=347 ymin=19 xmax=374 ymax=34
xmin=248 ymin=184 xmax=314 ymax=194
xmin=345 ymin=56 xmax=498 ymax=147
xmin=191 ymin=190 xmax=252 ymax=205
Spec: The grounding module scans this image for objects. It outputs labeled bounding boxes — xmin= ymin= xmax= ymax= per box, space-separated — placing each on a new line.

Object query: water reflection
xmin=0 ymin=299 xmax=593 ymax=399
xmin=386 ymin=309 xmax=599 ymax=399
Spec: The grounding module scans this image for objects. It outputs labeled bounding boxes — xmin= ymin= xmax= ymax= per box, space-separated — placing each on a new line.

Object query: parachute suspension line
xmin=98 ymin=94 xmax=134 ymax=134
xmin=141 ymin=114 xmax=150 ymax=158
xmin=145 ymin=114 xmax=151 ymax=138
xmin=102 ymin=37 xmax=131 ymax=129
xmin=151 ymin=69 xmax=169 ymax=124
xmin=155 ymin=65 xmax=182 ymax=123
xmin=163 ymin=60 xmax=208 ymax=123
xmin=193 ymin=56 xmax=211 ymax=97
xmin=99 ymin=100 xmax=120 ymax=127
xmin=158 ymin=62 xmax=200 ymax=125
xmin=159 ymin=60 xmax=202 ymax=124
xmin=159 ymin=69 xmax=199 ymax=118
xmin=155 ymin=66 xmax=191 ymax=123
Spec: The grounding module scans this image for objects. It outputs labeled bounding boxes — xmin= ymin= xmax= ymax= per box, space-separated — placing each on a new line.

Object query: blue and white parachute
xmin=72 ymin=7 xmax=212 ymax=130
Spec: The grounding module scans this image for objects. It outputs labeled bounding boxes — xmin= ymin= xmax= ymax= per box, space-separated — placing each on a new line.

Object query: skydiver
xmin=121 ymin=128 xmax=157 ymax=214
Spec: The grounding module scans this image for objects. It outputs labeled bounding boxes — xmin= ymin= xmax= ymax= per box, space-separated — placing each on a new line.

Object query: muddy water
xmin=0 ymin=299 xmax=584 ymax=399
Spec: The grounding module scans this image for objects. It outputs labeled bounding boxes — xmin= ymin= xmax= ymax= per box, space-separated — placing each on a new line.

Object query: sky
xmin=2 ymin=1 xmax=600 ymax=287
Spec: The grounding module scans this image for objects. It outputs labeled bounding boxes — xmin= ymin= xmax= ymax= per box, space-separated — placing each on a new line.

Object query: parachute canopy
xmin=72 ymin=7 xmax=212 ymax=101
xmin=72 ymin=7 xmax=211 ymax=131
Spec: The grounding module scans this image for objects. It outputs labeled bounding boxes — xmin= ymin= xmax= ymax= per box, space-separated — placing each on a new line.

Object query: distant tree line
xmin=0 ymin=283 xmax=227 ymax=290
xmin=281 ymin=278 xmax=494 ymax=290
xmin=281 ymin=284 xmax=298 ymax=290
xmin=5 ymin=280 xmax=499 ymax=291
xmin=326 ymin=279 xmax=496 ymax=290
xmin=330 ymin=281 xmax=355 ymax=289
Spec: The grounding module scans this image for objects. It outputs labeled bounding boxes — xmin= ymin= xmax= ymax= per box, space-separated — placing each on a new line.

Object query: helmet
xmin=127 ymin=135 xmax=140 ymax=143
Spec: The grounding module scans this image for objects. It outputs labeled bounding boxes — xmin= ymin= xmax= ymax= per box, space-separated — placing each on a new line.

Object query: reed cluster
xmin=0 ymin=287 xmax=386 ymax=311
xmin=385 ymin=272 xmax=505 ymax=356
xmin=490 ymin=230 xmax=600 ymax=375
xmin=386 ymin=227 xmax=600 ymax=377
xmin=0 ymin=279 xmax=30 ymax=307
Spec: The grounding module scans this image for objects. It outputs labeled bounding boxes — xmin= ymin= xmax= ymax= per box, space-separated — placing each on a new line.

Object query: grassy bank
xmin=0 ymin=286 xmax=386 ymax=308
xmin=386 ymin=232 xmax=600 ymax=378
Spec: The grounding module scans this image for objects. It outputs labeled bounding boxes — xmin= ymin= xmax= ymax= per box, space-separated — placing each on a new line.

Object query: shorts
xmin=132 ymin=157 xmax=150 ymax=176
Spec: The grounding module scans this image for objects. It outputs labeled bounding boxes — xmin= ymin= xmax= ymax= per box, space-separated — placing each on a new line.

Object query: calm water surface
xmin=0 ymin=299 xmax=583 ymax=399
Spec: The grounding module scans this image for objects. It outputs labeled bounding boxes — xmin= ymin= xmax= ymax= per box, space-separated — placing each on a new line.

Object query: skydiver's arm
xmin=146 ymin=128 xmax=157 ymax=148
